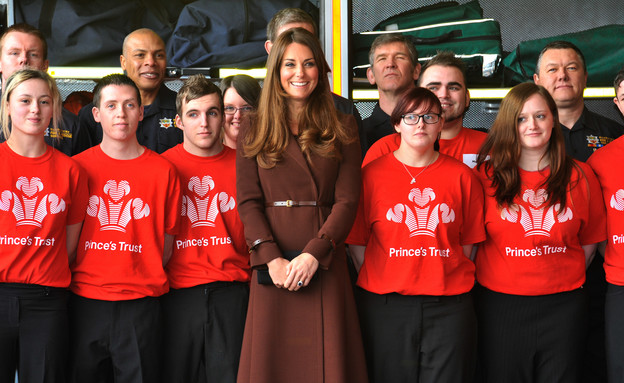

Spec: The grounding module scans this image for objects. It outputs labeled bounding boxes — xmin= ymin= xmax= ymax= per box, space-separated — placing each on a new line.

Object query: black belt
xmin=265 ymin=200 xmax=324 ymax=208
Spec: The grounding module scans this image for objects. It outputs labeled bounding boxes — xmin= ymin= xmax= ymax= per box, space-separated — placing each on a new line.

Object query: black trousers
xmin=583 ymin=254 xmax=607 ymax=383
xmin=356 ymin=287 xmax=477 ymax=383
xmin=160 ymin=282 xmax=249 ymax=383
xmin=605 ymin=283 xmax=624 ymax=383
xmin=0 ymin=283 xmax=68 ymax=383
xmin=68 ymin=294 xmax=162 ymax=383
xmin=476 ymin=286 xmax=587 ymax=383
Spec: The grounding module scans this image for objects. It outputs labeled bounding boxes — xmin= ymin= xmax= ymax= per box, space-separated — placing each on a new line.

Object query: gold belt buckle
xmin=286 ymin=200 xmax=296 ymax=207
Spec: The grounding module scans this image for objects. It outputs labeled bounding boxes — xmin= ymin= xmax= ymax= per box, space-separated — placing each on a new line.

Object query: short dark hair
xmin=614 ymin=67 xmax=624 ymax=94
xmin=368 ymin=34 xmax=419 ymax=68
xmin=176 ymin=74 xmax=222 ymax=115
xmin=92 ymin=74 xmax=141 ymax=109
xmin=535 ymin=40 xmax=587 ymax=75
xmin=219 ymin=74 xmax=261 ymax=109
xmin=418 ymin=51 xmax=467 ymax=86
xmin=0 ymin=23 xmax=48 ymax=60
xmin=267 ymin=8 xmax=317 ymax=43
xmin=390 ymin=87 xmax=442 ymax=128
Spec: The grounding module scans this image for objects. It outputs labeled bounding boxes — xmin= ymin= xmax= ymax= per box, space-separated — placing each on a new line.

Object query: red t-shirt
xmin=162 ymin=145 xmax=250 ymax=288
xmin=0 ymin=143 xmax=88 ymax=287
xmin=474 ymin=161 xmax=606 ymax=295
xmin=71 ymin=146 xmax=182 ymax=300
xmin=588 ymin=136 xmax=624 ymax=285
xmin=347 ymin=153 xmax=485 ymax=296
xmin=362 ymin=127 xmax=486 ymax=168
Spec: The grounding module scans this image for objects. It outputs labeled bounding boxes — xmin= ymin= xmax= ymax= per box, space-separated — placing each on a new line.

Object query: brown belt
xmin=265 ymin=200 xmax=324 ymax=208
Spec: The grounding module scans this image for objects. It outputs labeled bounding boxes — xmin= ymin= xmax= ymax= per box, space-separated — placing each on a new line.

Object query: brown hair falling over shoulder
xmin=476 ymin=82 xmax=577 ymax=212
xmin=241 ymin=28 xmax=353 ymax=169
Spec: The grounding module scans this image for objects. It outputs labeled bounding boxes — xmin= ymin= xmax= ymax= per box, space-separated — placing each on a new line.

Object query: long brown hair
xmin=476 ymin=82 xmax=577 ymax=210
xmin=242 ymin=28 xmax=352 ymax=168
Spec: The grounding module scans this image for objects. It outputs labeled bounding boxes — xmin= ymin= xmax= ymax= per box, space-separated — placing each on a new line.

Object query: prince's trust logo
xmin=87 ymin=180 xmax=150 ymax=232
xmin=611 ymin=189 xmax=624 ymax=211
xmin=386 ymin=187 xmax=455 ymax=237
xmin=182 ymin=175 xmax=235 ymax=227
xmin=501 ymin=188 xmax=572 ymax=237
xmin=0 ymin=176 xmax=65 ymax=227
xmin=611 ymin=189 xmax=624 ymax=246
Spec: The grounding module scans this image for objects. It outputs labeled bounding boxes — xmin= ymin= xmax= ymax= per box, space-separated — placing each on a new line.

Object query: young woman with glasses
xmin=219 ymin=75 xmax=261 ymax=149
xmin=347 ymin=87 xmax=485 ymax=383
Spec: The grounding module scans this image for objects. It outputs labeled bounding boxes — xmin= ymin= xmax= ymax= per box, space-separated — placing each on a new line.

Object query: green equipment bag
xmin=353 ymin=18 xmax=503 ymax=86
xmin=373 ymin=0 xmax=483 ymax=31
xmin=503 ymin=25 xmax=624 ymax=87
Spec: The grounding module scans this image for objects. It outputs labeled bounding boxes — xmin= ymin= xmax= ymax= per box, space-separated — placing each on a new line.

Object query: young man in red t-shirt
xmin=160 ymin=75 xmax=250 ymax=382
xmin=589 ymin=68 xmax=624 ymax=382
xmin=68 ymin=74 xmax=182 ymax=382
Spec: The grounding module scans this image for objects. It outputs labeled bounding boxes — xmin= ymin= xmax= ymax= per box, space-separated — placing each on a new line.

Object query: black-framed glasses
xmin=401 ymin=113 xmax=441 ymax=125
xmin=224 ymin=106 xmax=254 ymax=115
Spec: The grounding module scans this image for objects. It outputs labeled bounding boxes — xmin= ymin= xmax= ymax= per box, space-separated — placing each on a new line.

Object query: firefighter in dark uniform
xmin=78 ymin=28 xmax=182 ymax=154
xmin=534 ymin=40 xmax=624 ymax=383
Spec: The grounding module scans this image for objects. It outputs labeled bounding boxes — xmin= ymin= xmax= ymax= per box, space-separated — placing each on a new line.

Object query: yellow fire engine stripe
xmin=353 ymin=88 xmax=615 ymax=100
xmin=332 ymin=0 xmax=342 ymax=96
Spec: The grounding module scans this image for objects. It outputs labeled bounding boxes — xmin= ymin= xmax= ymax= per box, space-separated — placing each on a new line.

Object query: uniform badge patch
xmin=159 ymin=118 xmax=174 ymax=129
xmin=586 ymin=135 xmax=600 ymax=148
xmin=586 ymin=135 xmax=613 ymax=149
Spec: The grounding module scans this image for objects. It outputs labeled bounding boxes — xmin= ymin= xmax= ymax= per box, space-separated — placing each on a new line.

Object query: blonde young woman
xmin=474 ymin=82 xmax=606 ymax=382
xmin=0 ymin=69 xmax=88 ymax=382
xmin=236 ymin=28 xmax=367 ymax=382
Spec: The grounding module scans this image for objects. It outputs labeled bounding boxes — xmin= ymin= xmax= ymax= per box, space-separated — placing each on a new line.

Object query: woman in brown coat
xmin=235 ymin=28 xmax=368 ymax=383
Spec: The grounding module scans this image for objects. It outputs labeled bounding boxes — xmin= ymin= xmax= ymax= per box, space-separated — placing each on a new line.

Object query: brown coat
xmin=236 ymin=114 xmax=368 ymax=383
